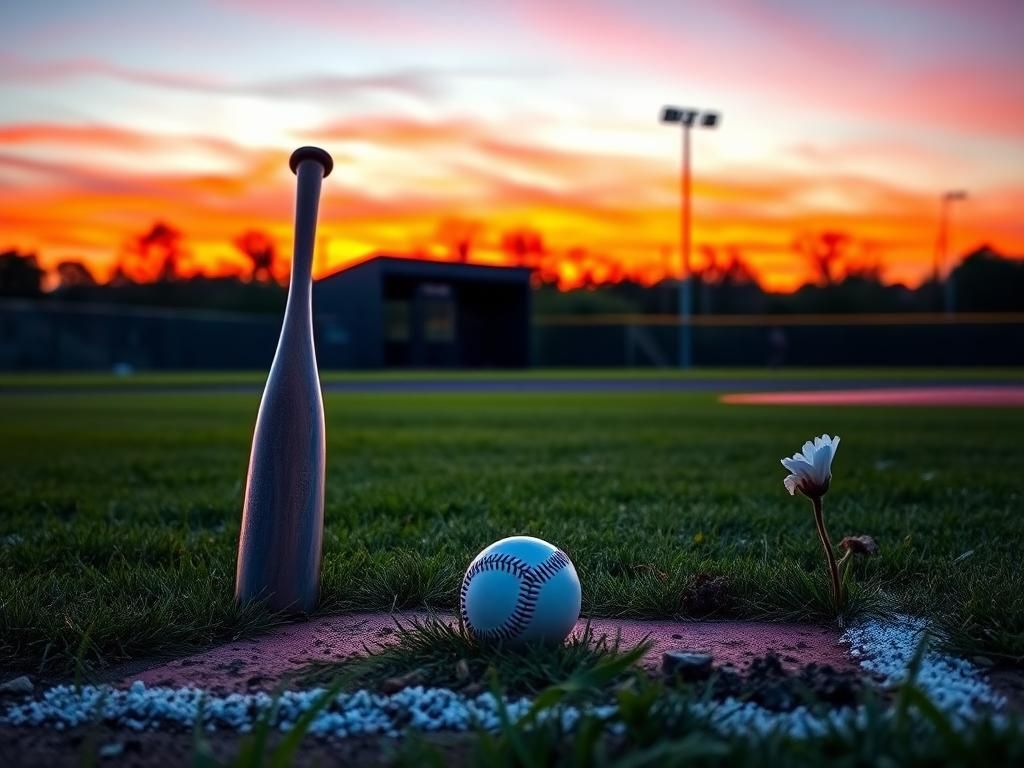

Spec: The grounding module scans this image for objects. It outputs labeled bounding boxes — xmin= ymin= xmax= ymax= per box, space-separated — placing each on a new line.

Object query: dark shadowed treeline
xmin=1 ymin=242 xmax=1022 ymax=316
xmin=1 ymin=220 xmax=288 ymax=314
xmin=42 ymin=276 xmax=286 ymax=315
xmin=536 ymin=246 xmax=1024 ymax=317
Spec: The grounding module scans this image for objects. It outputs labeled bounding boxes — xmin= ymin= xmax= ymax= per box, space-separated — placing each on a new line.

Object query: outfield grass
xmin=1 ymin=373 xmax=1022 ymax=674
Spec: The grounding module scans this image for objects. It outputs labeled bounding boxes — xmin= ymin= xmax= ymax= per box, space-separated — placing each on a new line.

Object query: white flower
xmin=781 ymin=434 xmax=840 ymax=498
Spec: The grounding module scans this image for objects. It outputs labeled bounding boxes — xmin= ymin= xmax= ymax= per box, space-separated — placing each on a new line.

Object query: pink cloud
xmin=509 ymin=0 xmax=1024 ymax=138
xmin=215 ymin=0 xmax=477 ymax=44
xmin=0 ymin=54 xmax=441 ymax=102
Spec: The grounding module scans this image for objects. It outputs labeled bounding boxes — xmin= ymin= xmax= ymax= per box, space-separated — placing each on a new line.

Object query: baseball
xmin=460 ymin=535 xmax=582 ymax=645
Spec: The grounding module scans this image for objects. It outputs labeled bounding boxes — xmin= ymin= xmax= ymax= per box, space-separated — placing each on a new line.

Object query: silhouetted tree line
xmin=536 ymin=245 xmax=1024 ymax=317
xmin=2 ymin=219 xmax=1023 ymax=315
xmin=0 ymin=221 xmax=287 ymax=314
xmin=0 ymin=249 xmax=45 ymax=297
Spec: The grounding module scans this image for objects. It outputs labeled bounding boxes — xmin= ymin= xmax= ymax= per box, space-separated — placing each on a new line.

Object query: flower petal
xmin=813 ymin=443 xmax=833 ymax=484
xmin=783 ymin=434 xmax=841 ymax=498
xmin=782 ymin=456 xmax=811 ymax=475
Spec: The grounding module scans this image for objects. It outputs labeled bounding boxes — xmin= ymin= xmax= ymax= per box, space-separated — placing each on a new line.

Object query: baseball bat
xmin=235 ymin=146 xmax=333 ymax=614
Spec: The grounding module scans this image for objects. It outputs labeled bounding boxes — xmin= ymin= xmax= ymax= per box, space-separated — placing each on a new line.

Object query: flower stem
xmin=837 ymin=550 xmax=853 ymax=589
xmin=811 ymin=496 xmax=843 ymax=611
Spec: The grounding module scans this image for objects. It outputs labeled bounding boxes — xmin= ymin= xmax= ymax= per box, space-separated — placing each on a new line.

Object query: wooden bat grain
xmin=235 ymin=149 xmax=331 ymax=614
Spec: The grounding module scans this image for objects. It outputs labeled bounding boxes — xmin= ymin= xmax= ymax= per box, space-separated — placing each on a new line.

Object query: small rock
xmin=381 ymin=668 xmax=426 ymax=694
xmin=99 ymin=742 xmax=124 ymax=758
xmin=662 ymin=651 xmax=713 ymax=681
xmin=0 ymin=675 xmax=33 ymax=695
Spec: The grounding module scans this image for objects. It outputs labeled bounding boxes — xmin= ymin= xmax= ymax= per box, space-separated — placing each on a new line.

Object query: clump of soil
xmin=681 ymin=573 xmax=732 ymax=617
xmin=669 ymin=652 xmax=864 ymax=711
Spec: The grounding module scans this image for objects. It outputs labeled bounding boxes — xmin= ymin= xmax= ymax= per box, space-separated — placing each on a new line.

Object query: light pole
xmin=661 ymin=106 xmax=719 ymax=368
xmin=933 ymin=190 xmax=967 ymax=315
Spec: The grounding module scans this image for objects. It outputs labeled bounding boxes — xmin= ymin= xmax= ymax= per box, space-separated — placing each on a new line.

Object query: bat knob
xmin=289 ymin=146 xmax=333 ymax=178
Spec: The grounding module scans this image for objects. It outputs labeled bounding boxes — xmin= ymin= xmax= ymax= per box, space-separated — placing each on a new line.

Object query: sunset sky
xmin=1 ymin=0 xmax=1022 ymax=291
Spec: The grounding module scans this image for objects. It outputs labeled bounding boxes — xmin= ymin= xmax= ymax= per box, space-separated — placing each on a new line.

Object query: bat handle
xmin=287 ymin=146 xmax=333 ymax=294
xmin=289 ymin=146 xmax=333 ymax=178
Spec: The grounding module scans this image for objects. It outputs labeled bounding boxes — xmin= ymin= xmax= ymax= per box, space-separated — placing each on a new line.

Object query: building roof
xmin=317 ymin=255 xmax=532 ymax=285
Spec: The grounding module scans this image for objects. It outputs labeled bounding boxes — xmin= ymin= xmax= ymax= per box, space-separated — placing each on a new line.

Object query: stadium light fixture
xmin=660 ymin=105 xmax=721 ymax=368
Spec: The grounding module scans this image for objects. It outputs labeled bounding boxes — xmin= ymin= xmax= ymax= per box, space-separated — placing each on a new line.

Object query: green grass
xmin=297 ymin=616 xmax=645 ymax=695
xmin=1 ymin=371 xmax=1022 ymax=675
xmin=427 ymin=670 xmax=1024 ymax=768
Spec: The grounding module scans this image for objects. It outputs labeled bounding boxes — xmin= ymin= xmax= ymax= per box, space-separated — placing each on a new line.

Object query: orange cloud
xmin=1 ymin=117 xmax=1022 ymax=292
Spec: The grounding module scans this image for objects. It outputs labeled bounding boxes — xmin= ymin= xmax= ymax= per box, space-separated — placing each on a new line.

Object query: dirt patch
xmin=672 ymin=651 xmax=866 ymax=711
xmin=113 ymin=613 xmax=854 ymax=694
xmin=0 ymin=614 xmax=872 ymax=766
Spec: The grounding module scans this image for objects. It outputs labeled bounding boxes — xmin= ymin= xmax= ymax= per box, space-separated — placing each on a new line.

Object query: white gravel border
xmin=690 ymin=613 xmax=1007 ymax=738
xmin=1 ymin=615 xmax=1009 ymax=739
xmin=841 ymin=614 xmax=1004 ymax=721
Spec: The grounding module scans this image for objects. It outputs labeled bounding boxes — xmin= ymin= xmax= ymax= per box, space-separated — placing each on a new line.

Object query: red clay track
xmin=721 ymin=386 xmax=1024 ymax=407
xmin=120 ymin=613 xmax=853 ymax=694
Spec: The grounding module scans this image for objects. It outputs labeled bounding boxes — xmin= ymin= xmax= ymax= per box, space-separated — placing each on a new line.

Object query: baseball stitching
xmin=460 ymin=549 xmax=572 ymax=641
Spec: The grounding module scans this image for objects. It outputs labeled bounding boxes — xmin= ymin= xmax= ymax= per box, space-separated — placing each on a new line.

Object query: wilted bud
xmin=839 ymin=534 xmax=879 ymax=557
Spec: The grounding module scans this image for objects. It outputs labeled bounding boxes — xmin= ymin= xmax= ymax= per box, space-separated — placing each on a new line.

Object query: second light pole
xmin=661 ymin=106 xmax=719 ymax=368
xmin=934 ymin=189 xmax=967 ymax=315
